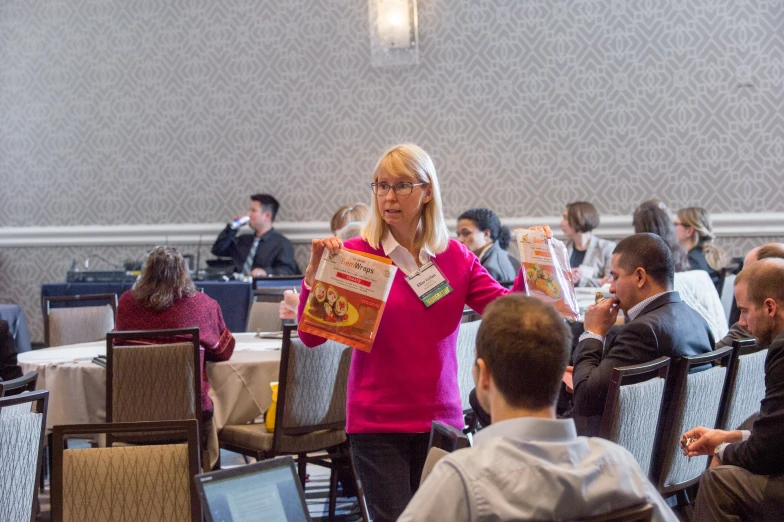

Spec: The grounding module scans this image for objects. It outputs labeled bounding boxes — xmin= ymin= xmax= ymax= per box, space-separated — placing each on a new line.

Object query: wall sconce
xmin=368 ymin=0 xmax=419 ymax=68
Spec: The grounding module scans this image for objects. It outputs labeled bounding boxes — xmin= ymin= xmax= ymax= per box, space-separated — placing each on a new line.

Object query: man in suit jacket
xmin=572 ymin=233 xmax=714 ymax=436
xmin=212 ymin=194 xmax=300 ymax=276
xmin=682 ymin=258 xmax=784 ymax=520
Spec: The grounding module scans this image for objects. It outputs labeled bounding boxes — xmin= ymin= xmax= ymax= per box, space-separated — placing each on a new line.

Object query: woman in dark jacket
xmin=456 ymin=208 xmax=517 ymax=283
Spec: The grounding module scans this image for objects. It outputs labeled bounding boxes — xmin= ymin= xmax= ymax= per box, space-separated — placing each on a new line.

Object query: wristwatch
xmin=714 ymin=442 xmax=729 ymax=461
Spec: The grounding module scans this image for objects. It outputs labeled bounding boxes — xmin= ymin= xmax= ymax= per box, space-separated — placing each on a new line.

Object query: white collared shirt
xmin=625 ymin=290 xmax=675 ymax=321
xmin=398 ymin=417 xmax=677 ymax=522
xmin=381 ymin=232 xmax=434 ymax=277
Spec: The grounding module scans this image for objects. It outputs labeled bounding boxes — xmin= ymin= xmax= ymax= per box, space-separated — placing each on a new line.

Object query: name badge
xmin=406 ymin=261 xmax=453 ymax=307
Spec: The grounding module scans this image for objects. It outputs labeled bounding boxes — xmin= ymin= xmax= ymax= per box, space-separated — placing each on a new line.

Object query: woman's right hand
xmin=305 ymin=237 xmax=343 ymax=287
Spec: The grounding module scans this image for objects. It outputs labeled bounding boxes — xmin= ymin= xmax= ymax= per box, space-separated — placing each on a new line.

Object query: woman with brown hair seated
xmin=115 ymin=246 xmax=235 ymax=415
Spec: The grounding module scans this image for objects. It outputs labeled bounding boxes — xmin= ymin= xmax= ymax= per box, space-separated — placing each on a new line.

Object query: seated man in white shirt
xmin=398 ymin=294 xmax=675 ymax=522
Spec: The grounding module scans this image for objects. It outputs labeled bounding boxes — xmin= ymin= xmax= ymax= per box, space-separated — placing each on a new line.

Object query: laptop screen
xmin=197 ymin=457 xmax=310 ymax=522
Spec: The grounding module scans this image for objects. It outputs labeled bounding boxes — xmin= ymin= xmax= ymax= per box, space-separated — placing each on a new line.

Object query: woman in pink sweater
xmin=298 ymin=144 xmax=525 ymax=521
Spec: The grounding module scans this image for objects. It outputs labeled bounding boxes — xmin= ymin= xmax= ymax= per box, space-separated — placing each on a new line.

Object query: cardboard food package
xmin=299 ymin=248 xmax=397 ymax=352
xmin=515 ymin=225 xmax=580 ymax=321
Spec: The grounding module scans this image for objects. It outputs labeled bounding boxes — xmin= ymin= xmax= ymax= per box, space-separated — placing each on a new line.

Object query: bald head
xmin=745 ymin=243 xmax=784 ymax=266
xmin=735 ymin=258 xmax=784 ymax=307
xmin=735 ymin=258 xmax=784 ymax=344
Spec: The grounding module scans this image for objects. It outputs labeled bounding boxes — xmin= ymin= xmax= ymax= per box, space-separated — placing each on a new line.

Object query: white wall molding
xmin=1 ymin=213 xmax=784 ymax=248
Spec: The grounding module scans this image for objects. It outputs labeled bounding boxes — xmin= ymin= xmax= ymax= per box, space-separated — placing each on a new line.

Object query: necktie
xmin=242 ymin=237 xmax=261 ymax=275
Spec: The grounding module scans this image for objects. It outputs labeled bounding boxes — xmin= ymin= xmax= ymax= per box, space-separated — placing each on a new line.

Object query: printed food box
xmin=300 ymin=248 xmax=397 ymax=352
xmin=515 ymin=225 xmax=580 ymax=321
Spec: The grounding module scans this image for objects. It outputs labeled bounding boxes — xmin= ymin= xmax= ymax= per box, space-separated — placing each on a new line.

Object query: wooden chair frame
xmin=42 ymin=293 xmax=118 ymax=347
xmin=0 ymin=370 xmax=38 ymax=396
xmin=0 ymin=389 xmax=49 ymax=522
xmin=652 ymin=345 xmax=734 ymax=496
xmin=599 ymin=356 xmax=671 ymax=440
xmin=51 ymin=420 xmax=201 ymax=522
xmin=716 ymin=338 xmax=765 ymax=430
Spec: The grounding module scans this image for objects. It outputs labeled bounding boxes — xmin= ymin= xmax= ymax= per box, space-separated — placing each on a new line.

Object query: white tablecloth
xmin=18 ymin=332 xmax=282 ymax=466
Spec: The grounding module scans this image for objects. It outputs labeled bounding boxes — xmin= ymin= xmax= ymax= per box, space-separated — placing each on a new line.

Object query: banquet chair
xmin=42 ymin=293 xmax=117 ymax=347
xmin=718 ymin=339 xmax=767 ymax=431
xmin=456 ymin=311 xmax=481 ymax=432
xmin=598 ymin=357 xmax=670 ymax=478
xmin=420 ymin=421 xmax=470 ymax=484
xmin=51 ymin=420 xmax=201 ymax=522
xmin=578 ymin=503 xmax=654 ymax=522
xmin=651 ymin=346 xmax=734 ymax=503
xmin=105 ymin=328 xmax=204 ymax=461
xmin=219 ymin=325 xmax=368 ymax=522
xmin=246 ymin=301 xmax=282 ymax=332
xmin=0 ymin=389 xmax=48 ymax=522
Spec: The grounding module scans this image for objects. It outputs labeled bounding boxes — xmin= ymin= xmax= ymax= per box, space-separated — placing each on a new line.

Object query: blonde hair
xmin=330 ymin=203 xmax=370 ymax=235
xmin=362 ymin=143 xmax=450 ymax=254
xmin=676 ymin=207 xmax=728 ymax=272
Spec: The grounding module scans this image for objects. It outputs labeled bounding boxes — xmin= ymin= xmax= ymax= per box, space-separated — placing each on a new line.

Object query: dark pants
xmin=693 ymin=465 xmax=784 ymax=521
xmin=349 ymin=433 xmax=430 ymax=522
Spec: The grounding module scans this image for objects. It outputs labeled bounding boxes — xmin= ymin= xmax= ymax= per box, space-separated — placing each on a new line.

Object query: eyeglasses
xmin=370 ymin=181 xmax=427 ymax=196
xmin=673 ymin=222 xmax=689 ymax=228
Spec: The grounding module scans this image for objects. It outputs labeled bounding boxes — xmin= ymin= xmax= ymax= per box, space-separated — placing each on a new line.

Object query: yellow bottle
xmin=265 ymin=382 xmax=279 ymax=433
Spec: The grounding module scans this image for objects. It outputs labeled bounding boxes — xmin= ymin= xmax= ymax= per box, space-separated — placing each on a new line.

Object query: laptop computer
xmin=195 ymin=456 xmax=311 ymax=522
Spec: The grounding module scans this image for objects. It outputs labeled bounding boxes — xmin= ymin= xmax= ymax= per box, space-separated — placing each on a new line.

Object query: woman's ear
xmin=422 ymin=188 xmax=433 ymax=204
xmin=483 ymin=229 xmax=492 ymax=241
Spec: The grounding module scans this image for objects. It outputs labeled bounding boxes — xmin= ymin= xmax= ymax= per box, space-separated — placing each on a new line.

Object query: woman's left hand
xmin=305 ymin=237 xmax=343 ymax=287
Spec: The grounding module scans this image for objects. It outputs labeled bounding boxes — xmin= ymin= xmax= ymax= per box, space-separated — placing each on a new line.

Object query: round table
xmin=18 ymin=332 xmax=282 ymax=466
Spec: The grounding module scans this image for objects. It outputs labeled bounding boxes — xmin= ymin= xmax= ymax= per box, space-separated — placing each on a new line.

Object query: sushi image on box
xmin=300 ymin=248 xmax=396 ymax=352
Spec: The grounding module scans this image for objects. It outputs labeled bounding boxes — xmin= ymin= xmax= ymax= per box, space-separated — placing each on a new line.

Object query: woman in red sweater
xmin=297 ymin=144 xmax=525 ymax=521
xmin=115 ymin=246 xmax=235 ymax=416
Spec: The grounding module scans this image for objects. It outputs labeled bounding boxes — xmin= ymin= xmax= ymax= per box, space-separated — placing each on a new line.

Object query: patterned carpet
xmin=38 ymin=445 xmax=363 ymax=521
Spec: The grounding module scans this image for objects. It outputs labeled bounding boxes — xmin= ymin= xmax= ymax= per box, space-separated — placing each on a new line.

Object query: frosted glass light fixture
xmin=369 ymin=0 xmax=419 ymax=68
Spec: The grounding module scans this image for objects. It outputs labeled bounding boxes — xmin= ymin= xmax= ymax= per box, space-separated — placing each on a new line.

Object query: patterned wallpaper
xmin=1 ymin=0 xmax=784 ymax=341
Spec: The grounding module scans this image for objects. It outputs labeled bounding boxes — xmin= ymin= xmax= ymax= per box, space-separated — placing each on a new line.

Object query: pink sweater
xmin=297 ymin=238 xmax=524 ymax=434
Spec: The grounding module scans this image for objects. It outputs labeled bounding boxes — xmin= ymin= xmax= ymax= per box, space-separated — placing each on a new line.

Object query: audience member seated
xmin=559 ymin=201 xmax=616 ymax=287
xmin=329 ymin=202 xmax=370 ymax=239
xmin=0 ymin=319 xmax=23 ymax=384
xmin=211 ymin=193 xmax=300 ymax=276
xmin=682 ymin=258 xmax=784 ymax=521
xmin=634 ymin=199 xmax=727 ymax=339
xmin=115 ymin=247 xmax=236 ymax=415
xmin=398 ymin=294 xmax=676 ymax=521
xmin=280 ymin=203 xmax=370 ymax=320
xmin=674 ymin=207 xmax=728 ymax=293
xmin=633 ymin=199 xmax=690 ymax=272
xmin=717 ymin=243 xmax=784 ymax=350
xmin=572 ymin=233 xmax=714 ymax=436
xmin=456 ymin=208 xmax=517 ymax=283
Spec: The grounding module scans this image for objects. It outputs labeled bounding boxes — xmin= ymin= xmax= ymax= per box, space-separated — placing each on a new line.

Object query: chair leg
xmin=346 ymin=442 xmax=370 ymax=522
xmin=297 ymin=453 xmax=307 ymax=487
xmin=329 ymin=463 xmax=338 ymax=522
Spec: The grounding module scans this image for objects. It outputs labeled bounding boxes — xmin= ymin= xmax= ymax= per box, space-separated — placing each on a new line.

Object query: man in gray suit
xmin=572 ymin=233 xmax=714 ymax=435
